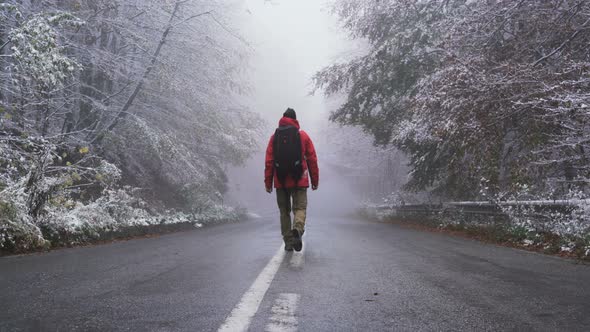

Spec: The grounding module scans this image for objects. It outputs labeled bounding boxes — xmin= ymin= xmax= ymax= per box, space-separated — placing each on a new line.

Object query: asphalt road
xmin=1 ymin=215 xmax=589 ymax=331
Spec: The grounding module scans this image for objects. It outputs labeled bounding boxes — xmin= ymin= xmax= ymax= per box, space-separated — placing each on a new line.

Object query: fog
xmin=225 ymin=0 xmax=361 ymax=217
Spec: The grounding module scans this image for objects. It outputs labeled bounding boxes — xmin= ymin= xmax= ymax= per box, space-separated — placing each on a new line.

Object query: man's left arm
xmin=303 ymin=132 xmax=319 ymax=190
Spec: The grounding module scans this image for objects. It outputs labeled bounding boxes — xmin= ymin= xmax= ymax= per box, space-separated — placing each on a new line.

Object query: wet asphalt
xmin=1 ymin=215 xmax=589 ymax=331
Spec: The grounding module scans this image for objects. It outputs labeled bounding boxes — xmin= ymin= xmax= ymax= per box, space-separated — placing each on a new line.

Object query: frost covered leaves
xmin=8 ymin=12 xmax=82 ymax=90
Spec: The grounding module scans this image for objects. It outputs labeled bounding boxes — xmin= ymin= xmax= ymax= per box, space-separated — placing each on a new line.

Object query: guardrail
xmin=372 ymin=199 xmax=588 ymax=211
xmin=368 ymin=199 xmax=587 ymax=222
xmin=447 ymin=199 xmax=590 ymax=207
xmin=364 ymin=199 xmax=590 ymax=258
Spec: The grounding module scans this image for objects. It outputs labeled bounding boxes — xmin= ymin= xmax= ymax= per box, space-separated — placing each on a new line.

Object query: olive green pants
xmin=276 ymin=188 xmax=307 ymax=244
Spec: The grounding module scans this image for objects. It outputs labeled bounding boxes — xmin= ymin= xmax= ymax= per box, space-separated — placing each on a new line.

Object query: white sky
xmin=226 ymin=0 xmax=358 ymax=212
xmin=239 ymin=0 xmax=353 ymax=132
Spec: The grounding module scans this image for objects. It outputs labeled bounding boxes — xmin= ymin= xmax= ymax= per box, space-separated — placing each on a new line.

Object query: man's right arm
xmin=264 ymin=135 xmax=274 ymax=193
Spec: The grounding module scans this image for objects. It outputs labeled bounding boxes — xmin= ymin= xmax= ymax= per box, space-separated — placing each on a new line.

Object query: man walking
xmin=265 ymin=108 xmax=319 ymax=252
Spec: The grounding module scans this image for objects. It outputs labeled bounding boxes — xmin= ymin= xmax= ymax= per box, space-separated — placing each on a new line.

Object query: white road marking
xmin=218 ymin=245 xmax=286 ymax=332
xmin=265 ymin=293 xmax=301 ymax=332
xmin=289 ymin=245 xmax=305 ymax=268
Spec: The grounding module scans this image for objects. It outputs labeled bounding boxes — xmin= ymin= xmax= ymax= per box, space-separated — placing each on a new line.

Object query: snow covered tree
xmin=1 ymin=0 xmax=261 ymax=218
xmin=316 ymin=0 xmax=590 ymax=200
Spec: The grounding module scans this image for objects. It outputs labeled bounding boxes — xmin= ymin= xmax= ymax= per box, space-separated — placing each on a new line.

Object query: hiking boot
xmin=291 ymin=228 xmax=303 ymax=252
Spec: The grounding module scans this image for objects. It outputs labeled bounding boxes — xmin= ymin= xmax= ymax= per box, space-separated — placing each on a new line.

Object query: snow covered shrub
xmin=482 ymin=184 xmax=590 ymax=256
xmin=39 ymin=188 xmax=154 ymax=246
xmin=0 ymin=214 xmax=48 ymax=253
xmin=508 ymin=225 xmax=533 ymax=243
xmin=0 ymin=185 xmax=48 ymax=252
xmin=36 ymin=188 xmax=243 ymax=247
xmin=0 ymin=135 xmax=117 ymax=219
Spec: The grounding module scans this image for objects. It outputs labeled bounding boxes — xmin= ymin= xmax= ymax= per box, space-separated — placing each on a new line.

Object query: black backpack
xmin=273 ymin=126 xmax=303 ymax=185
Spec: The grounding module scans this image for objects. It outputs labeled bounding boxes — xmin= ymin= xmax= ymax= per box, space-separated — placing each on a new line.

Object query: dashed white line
xmin=218 ymin=245 xmax=286 ymax=332
xmin=265 ymin=293 xmax=301 ymax=332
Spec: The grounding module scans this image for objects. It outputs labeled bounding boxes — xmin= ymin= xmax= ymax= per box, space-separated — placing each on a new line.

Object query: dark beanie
xmin=283 ymin=108 xmax=296 ymax=119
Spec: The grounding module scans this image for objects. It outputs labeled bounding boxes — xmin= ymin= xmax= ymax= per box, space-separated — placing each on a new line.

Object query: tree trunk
xmin=26 ymin=148 xmax=53 ymax=219
xmin=90 ymin=1 xmax=183 ymax=144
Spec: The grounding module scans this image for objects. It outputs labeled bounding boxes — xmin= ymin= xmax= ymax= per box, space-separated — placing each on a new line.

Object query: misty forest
xmin=0 ymin=0 xmax=262 ymax=252
xmin=1 ymin=0 xmax=590 ymax=258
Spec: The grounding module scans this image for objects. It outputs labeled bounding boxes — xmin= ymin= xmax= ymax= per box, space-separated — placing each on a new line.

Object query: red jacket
xmin=265 ymin=117 xmax=319 ymax=189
